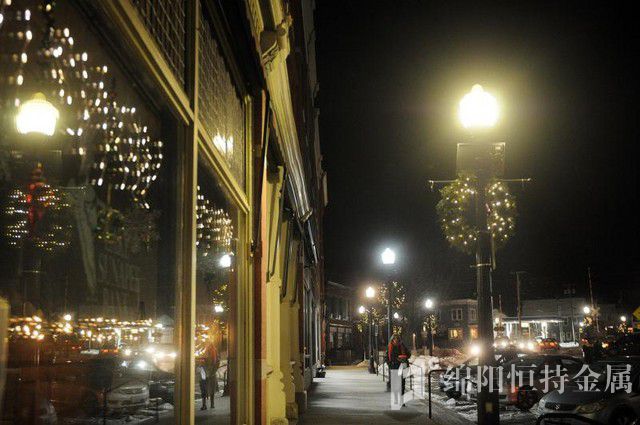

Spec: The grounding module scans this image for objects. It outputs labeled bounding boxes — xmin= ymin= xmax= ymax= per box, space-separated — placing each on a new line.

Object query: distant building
xmin=500 ymin=297 xmax=621 ymax=343
xmin=436 ymin=299 xmax=479 ymax=348
xmin=324 ymin=281 xmax=362 ymax=365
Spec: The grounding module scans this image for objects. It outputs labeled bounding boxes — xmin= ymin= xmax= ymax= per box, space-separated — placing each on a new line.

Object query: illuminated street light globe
xmin=365 ymin=286 xmax=376 ymax=299
xmin=393 ymin=312 xmax=400 ymax=320
xmin=381 ymin=247 xmax=396 ymax=265
xmin=425 ymin=298 xmax=434 ymax=310
xmin=458 ymin=84 xmax=499 ymax=129
xmin=214 ymin=305 xmax=224 ymax=313
xmin=219 ymin=253 xmax=232 ymax=268
xmin=358 ymin=305 xmax=366 ymax=315
xmin=621 ymin=315 xmax=627 ymax=322
xmin=583 ymin=306 xmax=591 ymax=315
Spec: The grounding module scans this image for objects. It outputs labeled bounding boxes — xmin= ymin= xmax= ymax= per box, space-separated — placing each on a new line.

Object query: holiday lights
xmin=436 ymin=176 xmax=516 ymax=255
xmin=196 ymin=186 xmax=234 ymax=256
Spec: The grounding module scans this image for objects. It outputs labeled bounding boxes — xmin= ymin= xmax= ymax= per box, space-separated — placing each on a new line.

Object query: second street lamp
xmin=425 ymin=298 xmax=435 ymax=356
xmin=365 ymin=286 xmax=376 ymax=374
xmin=381 ymin=248 xmax=396 ymax=344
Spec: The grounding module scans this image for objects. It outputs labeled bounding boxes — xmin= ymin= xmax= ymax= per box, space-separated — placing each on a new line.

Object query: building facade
xmin=325 ymin=281 xmax=362 ymax=365
xmin=436 ymin=299 xmax=479 ymax=348
xmin=0 ymin=0 xmax=324 ymax=424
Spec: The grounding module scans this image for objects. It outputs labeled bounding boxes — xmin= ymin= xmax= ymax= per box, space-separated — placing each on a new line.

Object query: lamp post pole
xmin=474 ymin=170 xmax=499 ymax=425
xmin=368 ymin=308 xmax=375 ymax=374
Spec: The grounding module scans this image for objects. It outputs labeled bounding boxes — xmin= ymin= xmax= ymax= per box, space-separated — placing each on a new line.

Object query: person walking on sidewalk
xmin=388 ymin=333 xmax=409 ymax=408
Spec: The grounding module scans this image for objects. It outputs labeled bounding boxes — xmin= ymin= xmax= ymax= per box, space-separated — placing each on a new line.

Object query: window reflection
xmin=194 ymin=161 xmax=237 ymax=423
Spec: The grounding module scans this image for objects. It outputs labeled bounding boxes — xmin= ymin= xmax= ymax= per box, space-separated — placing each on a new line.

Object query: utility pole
xmin=587 ymin=267 xmax=599 ymax=333
xmin=514 ymin=271 xmax=525 ymax=339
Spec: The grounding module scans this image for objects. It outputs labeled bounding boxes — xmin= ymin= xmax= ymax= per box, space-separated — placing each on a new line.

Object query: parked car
xmin=537 ymin=356 xmax=640 ymax=424
xmin=539 ymin=338 xmax=560 ymax=351
xmin=467 ymin=354 xmax=584 ymax=410
xmin=49 ymin=356 xmax=150 ymax=416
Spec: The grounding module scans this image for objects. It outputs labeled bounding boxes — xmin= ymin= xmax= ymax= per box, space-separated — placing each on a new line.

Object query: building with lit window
xmin=0 ymin=0 xmax=325 ymax=424
xmin=436 ymin=299 xmax=479 ymax=348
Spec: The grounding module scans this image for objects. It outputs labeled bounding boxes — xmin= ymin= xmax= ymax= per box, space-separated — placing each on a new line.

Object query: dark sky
xmin=315 ymin=1 xmax=640 ymax=313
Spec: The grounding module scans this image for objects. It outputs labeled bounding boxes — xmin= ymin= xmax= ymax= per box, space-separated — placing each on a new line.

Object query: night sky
xmin=315 ymin=1 xmax=640 ymax=313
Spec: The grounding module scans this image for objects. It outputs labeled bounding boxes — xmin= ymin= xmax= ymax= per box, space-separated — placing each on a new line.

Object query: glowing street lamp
xmin=365 ymin=286 xmax=376 ymax=299
xmin=381 ymin=248 xmax=396 ymax=265
xmin=458 ymin=84 xmax=499 ymax=129
xmin=620 ymin=315 xmax=627 ymax=322
xmin=583 ymin=306 xmax=591 ymax=315
xmin=393 ymin=312 xmax=400 ymax=320
xmin=425 ymin=298 xmax=434 ymax=310
xmin=63 ymin=313 xmax=72 ymax=321
xmin=363 ymin=287 xmax=376 ymax=374
xmin=214 ymin=305 xmax=224 ymax=314
xmin=424 ymin=298 xmax=435 ymax=356
xmin=16 ymin=93 xmax=59 ymax=136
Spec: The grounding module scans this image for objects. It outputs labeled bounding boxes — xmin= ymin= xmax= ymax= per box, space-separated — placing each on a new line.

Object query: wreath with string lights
xmin=436 ymin=175 xmax=516 ymax=255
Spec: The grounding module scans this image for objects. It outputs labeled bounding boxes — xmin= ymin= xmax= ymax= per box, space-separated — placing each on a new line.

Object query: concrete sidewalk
xmin=297 ymin=366 xmax=439 ymax=425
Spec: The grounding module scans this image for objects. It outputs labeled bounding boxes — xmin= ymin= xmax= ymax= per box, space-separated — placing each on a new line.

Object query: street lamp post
xmin=459 ymin=84 xmax=500 ymax=425
xmin=381 ymin=248 xmax=396 ymax=343
xmin=425 ymin=298 xmax=435 ymax=356
xmin=365 ymin=286 xmax=377 ymax=374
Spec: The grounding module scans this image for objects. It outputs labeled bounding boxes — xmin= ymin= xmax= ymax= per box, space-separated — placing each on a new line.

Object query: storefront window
xmin=1 ymin=2 xmax=177 ymax=423
xmin=194 ymin=158 xmax=238 ymax=423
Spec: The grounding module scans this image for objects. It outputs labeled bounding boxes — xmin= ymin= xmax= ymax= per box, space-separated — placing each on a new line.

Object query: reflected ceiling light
xmin=16 ymin=93 xmax=59 ymax=136
xmin=459 ymin=84 xmax=499 ymax=129
xmin=219 ymin=253 xmax=232 ymax=268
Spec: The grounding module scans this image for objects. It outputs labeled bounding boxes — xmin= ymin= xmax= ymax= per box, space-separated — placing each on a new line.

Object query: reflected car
xmin=49 ymin=356 xmax=150 ymax=416
xmin=537 ymin=356 xmax=640 ymax=424
xmin=467 ymin=354 xmax=584 ymax=410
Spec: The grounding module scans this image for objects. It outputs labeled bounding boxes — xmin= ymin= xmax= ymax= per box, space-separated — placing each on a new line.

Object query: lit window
xmin=449 ymin=328 xmax=463 ymax=340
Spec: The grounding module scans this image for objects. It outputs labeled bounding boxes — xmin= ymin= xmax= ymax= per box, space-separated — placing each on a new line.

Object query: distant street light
xmin=424 ymin=298 xmax=435 ymax=356
xmin=583 ymin=306 xmax=591 ymax=315
xmin=365 ymin=286 xmax=376 ymax=299
xmin=219 ymin=253 xmax=232 ymax=268
xmin=363 ymin=288 xmax=376 ymax=374
xmin=214 ymin=305 xmax=224 ymax=313
xmin=381 ymin=247 xmax=396 ymax=366
xmin=393 ymin=312 xmax=400 ymax=320
xmin=620 ymin=315 xmax=627 ymax=322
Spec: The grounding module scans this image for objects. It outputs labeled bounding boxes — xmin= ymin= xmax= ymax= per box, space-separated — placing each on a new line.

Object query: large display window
xmin=193 ymin=157 xmax=239 ymax=423
xmin=0 ymin=2 xmax=178 ymax=423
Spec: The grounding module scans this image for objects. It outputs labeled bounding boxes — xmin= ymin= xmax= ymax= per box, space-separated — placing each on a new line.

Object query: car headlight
xmin=576 ymin=400 xmax=606 ymax=414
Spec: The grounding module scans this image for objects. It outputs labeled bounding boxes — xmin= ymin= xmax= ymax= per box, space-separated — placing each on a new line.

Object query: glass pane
xmin=194 ymin=158 xmax=238 ymax=423
xmin=0 ymin=2 xmax=177 ymax=423
xmin=198 ymin=7 xmax=246 ymax=189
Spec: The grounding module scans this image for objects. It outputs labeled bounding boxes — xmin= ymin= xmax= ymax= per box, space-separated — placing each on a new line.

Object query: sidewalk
xmin=297 ymin=366 xmax=440 ymax=425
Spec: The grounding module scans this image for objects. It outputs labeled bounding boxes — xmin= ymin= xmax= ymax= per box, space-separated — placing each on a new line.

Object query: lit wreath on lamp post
xmin=436 ymin=175 xmax=516 ymax=255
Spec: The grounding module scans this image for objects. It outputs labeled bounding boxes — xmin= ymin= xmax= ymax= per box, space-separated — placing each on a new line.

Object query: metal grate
xmin=132 ymin=0 xmax=186 ymax=86
xmin=198 ymin=10 xmax=245 ymax=188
